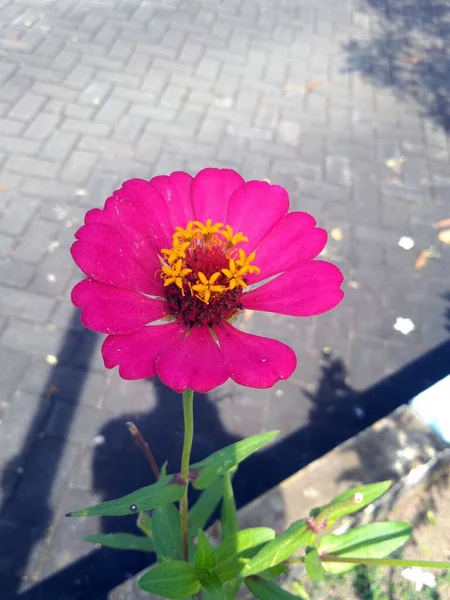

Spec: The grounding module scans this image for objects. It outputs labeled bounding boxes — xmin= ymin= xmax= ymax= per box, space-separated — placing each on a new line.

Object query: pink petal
xmin=226 ymin=181 xmax=289 ymax=251
xmin=102 ymin=323 xmax=186 ymax=380
xmin=71 ymin=223 xmax=163 ymax=295
xmin=243 ymin=261 xmax=344 ymax=316
xmin=191 ymin=168 xmax=245 ymax=224
xmin=112 ymin=178 xmax=174 ymax=251
xmin=150 ymin=171 xmax=195 ymax=230
xmin=72 ymin=279 xmax=168 ymax=335
xmin=247 ymin=212 xmax=328 ymax=284
xmin=214 ymin=323 xmax=296 ymax=388
xmin=156 ymin=326 xmax=230 ymax=393
xmin=84 ymin=196 xmax=160 ymax=275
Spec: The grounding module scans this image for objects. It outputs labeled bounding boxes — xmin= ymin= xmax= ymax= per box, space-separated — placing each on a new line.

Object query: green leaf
xmin=319 ymin=521 xmax=413 ymax=574
xmin=212 ymin=528 xmax=276 ymax=582
xmin=245 ymin=577 xmax=302 ymax=599
xmin=258 ymin=564 xmax=288 ymax=581
xmin=242 ymin=519 xmax=316 ymax=577
xmin=201 ymin=575 xmax=226 ymax=600
xmin=224 ymin=579 xmax=241 ymax=600
xmin=67 ymin=474 xmax=184 ymax=517
xmin=221 ymin=471 xmax=238 ymax=539
xmin=138 ymin=561 xmax=201 ymax=599
xmin=304 ymin=547 xmax=325 ymax=582
xmin=214 ymin=528 xmax=276 ymax=564
xmin=191 ymin=431 xmax=279 ymax=490
xmin=152 ymin=503 xmax=183 ymax=562
xmin=195 ymin=529 xmax=216 ymax=575
xmin=310 ymin=481 xmax=392 ymax=525
xmin=84 ymin=532 xmax=154 ymax=552
xmin=188 ymin=477 xmax=224 ymax=534
xmin=160 ymin=461 xmax=168 ymax=477
xmin=136 ymin=512 xmax=152 ymax=538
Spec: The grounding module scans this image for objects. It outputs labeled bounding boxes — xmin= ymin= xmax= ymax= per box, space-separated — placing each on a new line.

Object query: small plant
xmin=67 ymin=168 xmax=450 ymax=598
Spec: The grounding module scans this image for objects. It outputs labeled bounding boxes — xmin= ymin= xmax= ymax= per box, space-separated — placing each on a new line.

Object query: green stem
xmin=290 ymin=555 xmax=450 ymax=570
xmin=180 ymin=388 xmax=194 ymax=562
xmin=320 ymin=555 xmax=450 ymax=569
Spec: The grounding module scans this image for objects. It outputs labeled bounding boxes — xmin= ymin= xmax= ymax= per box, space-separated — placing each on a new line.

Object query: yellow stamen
xmin=161 ymin=239 xmax=190 ymax=264
xmin=191 ymin=271 xmax=226 ymax=303
xmin=160 ymin=220 xmax=260 ymax=303
xmin=221 ymin=259 xmax=249 ymax=290
xmin=161 ymin=259 xmax=192 ymax=294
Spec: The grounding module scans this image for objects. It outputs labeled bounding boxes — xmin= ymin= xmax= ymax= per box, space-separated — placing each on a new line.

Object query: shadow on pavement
xmin=0 ymin=311 xmax=98 ymax=600
xmin=7 ymin=307 xmax=450 ymax=600
xmin=342 ymin=0 xmax=450 ymax=130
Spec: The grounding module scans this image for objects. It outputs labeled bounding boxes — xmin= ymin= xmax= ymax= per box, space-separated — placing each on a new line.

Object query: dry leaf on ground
xmin=438 ymin=229 xmax=450 ymax=244
xmin=305 ymin=78 xmax=321 ymax=92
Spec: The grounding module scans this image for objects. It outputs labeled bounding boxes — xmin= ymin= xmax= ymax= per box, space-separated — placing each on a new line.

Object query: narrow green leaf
xmin=224 ymin=579 xmax=241 ymax=600
xmin=242 ymin=519 xmax=316 ymax=577
xmin=136 ymin=512 xmax=152 ymax=538
xmin=152 ymin=503 xmax=183 ymax=561
xmin=310 ymin=481 xmax=392 ymax=525
xmin=188 ymin=477 xmax=224 ymax=534
xmin=212 ymin=528 xmax=276 ymax=582
xmin=67 ymin=474 xmax=184 ymax=517
xmin=258 ymin=564 xmax=288 ymax=581
xmin=191 ymin=431 xmax=279 ymax=490
xmin=201 ymin=574 xmax=226 ymax=600
xmin=138 ymin=561 xmax=201 ymax=599
xmin=214 ymin=528 xmax=276 ymax=564
xmin=195 ymin=529 xmax=216 ymax=575
xmin=160 ymin=461 xmax=168 ymax=477
xmin=245 ymin=577 xmax=302 ymax=599
xmin=304 ymin=547 xmax=325 ymax=582
xmin=221 ymin=471 xmax=238 ymax=539
xmin=84 ymin=533 xmax=154 ymax=553
xmin=319 ymin=521 xmax=413 ymax=574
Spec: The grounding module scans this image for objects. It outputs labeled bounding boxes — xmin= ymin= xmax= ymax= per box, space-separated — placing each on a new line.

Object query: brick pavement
xmin=0 ymin=0 xmax=449 ymax=597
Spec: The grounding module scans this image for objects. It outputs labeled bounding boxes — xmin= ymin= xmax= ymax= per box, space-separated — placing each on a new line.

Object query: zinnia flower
xmin=71 ymin=168 xmax=344 ymax=392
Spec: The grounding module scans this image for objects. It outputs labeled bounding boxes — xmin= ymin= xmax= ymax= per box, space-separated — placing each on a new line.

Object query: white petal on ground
xmin=401 ymin=567 xmax=436 ymax=592
xmin=393 ymin=317 xmax=415 ymax=335
xmin=398 ymin=236 xmax=415 ymax=250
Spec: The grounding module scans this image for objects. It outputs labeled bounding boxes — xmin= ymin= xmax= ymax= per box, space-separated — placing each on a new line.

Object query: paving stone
xmin=0 ymin=346 xmax=31 ymax=405
xmin=13 ymin=220 xmax=60 ymax=264
xmin=0 ymin=259 xmax=35 ymax=288
xmin=8 ymin=93 xmax=46 ymax=123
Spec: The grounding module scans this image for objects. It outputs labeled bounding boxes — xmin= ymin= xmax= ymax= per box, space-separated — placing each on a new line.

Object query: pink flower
xmin=71 ymin=168 xmax=344 ymax=393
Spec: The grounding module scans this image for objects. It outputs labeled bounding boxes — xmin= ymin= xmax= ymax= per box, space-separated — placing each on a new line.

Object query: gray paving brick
xmin=0 ymin=234 xmax=14 ymax=258
xmin=4 ymin=156 xmax=59 ymax=179
xmin=22 ymin=361 xmax=108 ymax=408
xmin=326 ymin=156 xmax=352 ymax=187
xmin=0 ymin=135 xmax=40 ymax=156
xmin=40 ymin=130 xmax=78 ymax=162
xmin=64 ymin=102 xmax=95 ymax=120
xmin=0 ymin=77 xmax=31 ymax=102
xmin=94 ymin=96 xmax=127 ymax=123
xmin=14 ymin=220 xmax=60 ymax=263
xmin=51 ymin=49 xmax=79 ymax=73
xmin=61 ymin=118 xmax=110 ymax=137
xmin=0 ymin=346 xmax=31 ymax=405
xmin=60 ymin=150 xmax=98 ymax=183
xmin=79 ymin=81 xmax=111 ymax=107
xmin=0 ymin=318 xmax=81 ymax=360
xmin=0 ymin=196 xmax=40 ymax=236
xmin=0 ymin=118 xmax=23 ymax=135
xmin=64 ymin=65 xmax=95 ymax=90
xmin=23 ymin=112 xmax=60 ymax=140
xmin=0 ymin=259 xmax=35 ymax=288
xmin=0 ymin=390 xmax=42 ymax=461
xmin=0 ymin=285 xmax=55 ymax=322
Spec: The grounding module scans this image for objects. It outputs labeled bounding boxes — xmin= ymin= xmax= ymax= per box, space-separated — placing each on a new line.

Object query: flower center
xmin=160 ymin=220 xmax=260 ymax=327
